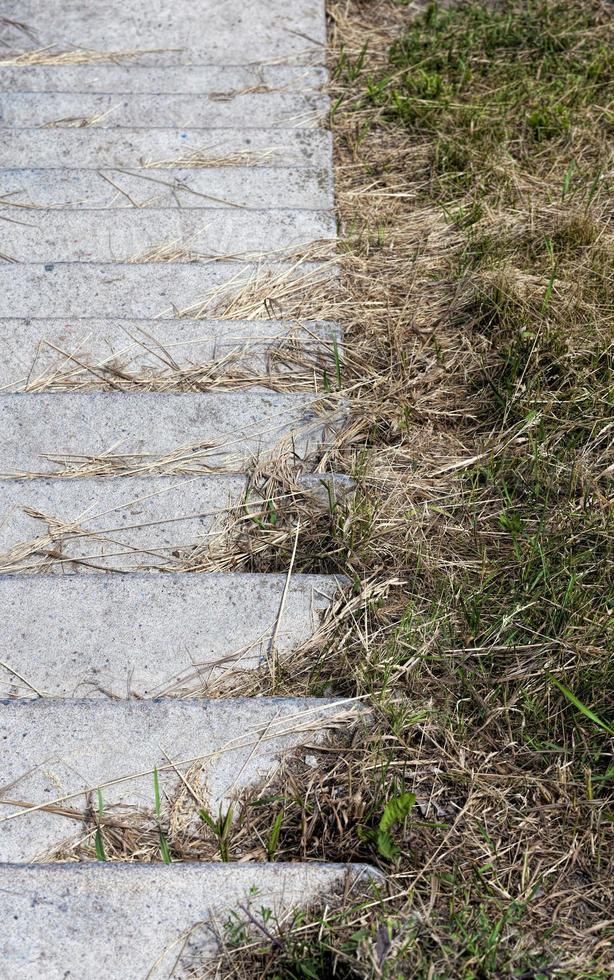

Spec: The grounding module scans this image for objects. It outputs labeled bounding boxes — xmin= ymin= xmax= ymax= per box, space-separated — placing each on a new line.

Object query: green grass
xmin=215 ymin=2 xmax=613 ymax=976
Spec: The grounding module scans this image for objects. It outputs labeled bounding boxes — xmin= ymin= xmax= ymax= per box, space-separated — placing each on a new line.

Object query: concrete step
xmin=0 ymin=696 xmax=362 ymax=861
xmin=1 ymin=208 xmax=335 ymax=264
xmin=0 ymin=165 xmax=332 ymax=209
xmin=0 ymin=0 xmax=326 ymax=63
xmin=0 ymin=472 xmax=346 ymax=570
xmin=0 ymin=572 xmax=342 ymax=697
xmin=0 ymin=91 xmax=328 ymax=129
xmin=0 ymin=128 xmax=331 ymax=169
xmin=1 ymin=862 xmax=377 ymax=978
xmin=0 ymin=317 xmax=339 ymax=392
xmin=0 ymin=474 xmax=246 ymax=571
xmin=0 ymin=64 xmax=327 ymax=93
xmin=0 ymin=390 xmax=342 ymax=477
xmin=0 ymin=262 xmax=332 ymax=318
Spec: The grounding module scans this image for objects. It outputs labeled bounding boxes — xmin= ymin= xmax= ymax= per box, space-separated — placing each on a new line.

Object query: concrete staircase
xmin=0 ymin=2 xmax=376 ymax=976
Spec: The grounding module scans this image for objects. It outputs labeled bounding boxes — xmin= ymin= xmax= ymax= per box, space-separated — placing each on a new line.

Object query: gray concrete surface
xmin=0 ymin=317 xmax=339 ymax=391
xmin=0 ymin=0 xmax=326 ymax=63
xmin=1 ymin=209 xmax=335 ymax=263
xmin=0 ymin=474 xmax=246 ymax=569
xmin=0 ymin=128 xmax=331 ymax=168
xmin=0 ymin=0 xmax=374 ymax=963
xmin=0 ymin=697 xmax=362 ymax=861
xmin=1 ymin=862 xmax=378 ymax=978
xmin=0 ymin=91 xmax=328 ymax=128
xmin=0 ymin=261 xmax=332 ymax=317
xmin=0 ymin=473 xmax=343 ymax=570
xmin=0 ymin=573 xmax=343 ymax=697
xmin=0 ymin=64 xmax=327 ymax=93
xmin=0 ymin=390 xmax=342 ymax=476
xmin=0 ymin=165 xmax=332 ymax=210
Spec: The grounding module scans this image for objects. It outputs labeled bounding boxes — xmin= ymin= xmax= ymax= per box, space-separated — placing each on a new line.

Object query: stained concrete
xmin=0 ymin=91 xmax=328 ymax=128
xmin=0 ymin=697 xmax=363 ymax=861
xmin=1 ymin=208 xmax=335 ymax=263
xmin=0 ymin=572 xmax=343 ymax=697
xmin=0 ymin=390 xmax=342 ymax=476
xmin=1 ymin=862 xmax=378 ymax=978
xmin=0 ymin=317 xmax=339 ymax=391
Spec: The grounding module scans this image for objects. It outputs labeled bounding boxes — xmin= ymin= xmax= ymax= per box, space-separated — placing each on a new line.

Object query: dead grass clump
xmin=173 ymin=254 xmax=338 ymax=321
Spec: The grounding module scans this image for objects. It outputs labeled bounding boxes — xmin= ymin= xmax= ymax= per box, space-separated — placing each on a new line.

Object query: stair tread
xmin=1 ymin=208 xmax=335 ymax=264
xmin=1 ymin=862 xmax=378 ymax=979
xmin=0 ymin=390 xmax=342 ymax=477
xmin=0 ymin=697 xmax=361 ymax=862
xmin=0 ymin=261 xmax=332 ymax=317
xmin=0 ymin=571 xmax=343 ymax=697
xmin=0 ymin=91 xmax=328 ymax=129
xmin=0 ymin=165 xmax=332 ymax=209
xmin=0 ymin=64 xmax=327 ymax=93
xmin=0 ymin=316 xmax=339 ymax=392
xmin=1 ymin=0 xmax=326 ymax=63
xmin=0 ymin=127 xmax=331 ymax=169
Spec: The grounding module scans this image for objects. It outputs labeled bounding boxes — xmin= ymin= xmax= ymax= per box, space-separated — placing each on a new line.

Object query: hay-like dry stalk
xmin=41 ymin=104 xmax=120 ymax=128
xmin=0 ymin=47 xmax=170 ymax=66
xmin=3 ymin=2 xmax=610 ymax=975
xmin=142 ymin=148 xmax=280 ymax=169
xmin=172 ymin=255 xmax=338 ymax=322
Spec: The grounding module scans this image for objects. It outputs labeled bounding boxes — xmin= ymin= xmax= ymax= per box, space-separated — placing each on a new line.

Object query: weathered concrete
xmin=0 ymin=261 xmax=332 ymax=318
xmin=0 ymin=317 xmax=339 ymax=391
xmin=0 ymin=91 xmax=328 ymax=128
xmin=0 ymin=474 xmax=246 ymax=570
xmin=0 ymin=697 xmax=362 ymax=861
xmin=1 ymin=862 xmax=378 ymax=979
xmin=0 ymin=474 xmax=343 ymax=570
xmin=1 ymin=209 xmax=335 ymax=263
xmin=0 ymin=390 xmax=342 ymax=476
xmin=0 ymin=0 xmax=326 ymax=63
xmin=0 ymin=128 xmax=331 ymax=169
xmin=0 ymin=64 xmax=327 ymax=93
xmin=0 ymin=165 xmax=332 ymax=210
xmin=0 ymin=573 xmax=343 ymax=697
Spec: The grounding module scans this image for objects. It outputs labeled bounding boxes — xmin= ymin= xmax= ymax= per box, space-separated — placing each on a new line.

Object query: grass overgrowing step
xmin=204 ymin=0 xmax=613 ymax=975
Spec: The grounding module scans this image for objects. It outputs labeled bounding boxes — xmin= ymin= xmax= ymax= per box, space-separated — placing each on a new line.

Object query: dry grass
xmin=0 ymin=47 xmax=170 ymax=66
xmin=40 ymin=104 xmax=121 ymax=128
xmin=142 ymin=148 xmax=281 ymax=169
xmin=200 ymin=1 xmax=613 ymax=976
xmin=171 ymin=255 xmax=338 ymax=322
xmin=3 ymin=2 xmax=612 ymax=975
